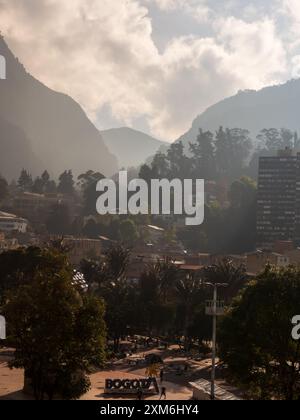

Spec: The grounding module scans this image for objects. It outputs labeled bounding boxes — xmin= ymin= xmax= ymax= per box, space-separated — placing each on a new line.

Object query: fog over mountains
xmin=0 ymin=36 xmax=117 ymax=180
xmin=2 ymin=34 xmax=300 ymax=180
xmin=177 ymin=79 xmax=300 ymax=147
xmin=101 ymin=127 xmax=167 ymax=169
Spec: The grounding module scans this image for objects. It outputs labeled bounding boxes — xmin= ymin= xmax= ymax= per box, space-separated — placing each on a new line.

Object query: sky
xmin=0 ymin=0 xmax=300 ymax=141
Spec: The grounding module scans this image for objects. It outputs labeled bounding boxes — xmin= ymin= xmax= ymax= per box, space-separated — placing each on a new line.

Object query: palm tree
xmin=175 ymin=270 xmax=204 ymax=350
xmin=203 ymin=258 xmax=248 ymax=302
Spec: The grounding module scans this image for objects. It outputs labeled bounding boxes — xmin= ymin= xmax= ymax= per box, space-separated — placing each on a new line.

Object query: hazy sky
xmin=0 ymin=0 xmax=299 ymax=141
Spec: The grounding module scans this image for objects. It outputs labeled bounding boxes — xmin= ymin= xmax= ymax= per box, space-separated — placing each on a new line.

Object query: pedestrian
xmin=137 ymin=388 xmax=143 ymax=401
xmin=159 ymin=387 xmax=167 ymax=400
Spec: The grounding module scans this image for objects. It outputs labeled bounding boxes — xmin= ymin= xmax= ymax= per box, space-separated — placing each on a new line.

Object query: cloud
xmin=144 ymin=0 xmax=213 ymax=22
xmin=0 ymin=0 xmax=293 ymax=140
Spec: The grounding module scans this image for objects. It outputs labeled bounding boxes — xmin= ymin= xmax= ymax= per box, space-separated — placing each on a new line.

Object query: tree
xmin=3 ymin=248 xmax=106 ymax=400
xmin=0 ymin=175 xmax=8 ymax=201
xmin=139 ymin=164 xmax=155 ymax=184
xmin=41 ymin=170 xmax=56 ymax=193
xmin=138 ymin=264 xmax=175 ymax=336
xmin=119 ymin=219 xmax=139 ymax=246
xmin=31 ymin=171 xmax=55 ymax=194
xmin=18 ymin=169 xmax=33 ymax=192
xmin=190 ymin=129 xmax=216 ymax=180
xmin=167 ymin=141 xmax=191 ymax=179
xmin=175 ymin=271 xmax=205 ymax=350
xmin=46 ymin=203 xmax=71 ymax=235
xmin=0 ymin=247 xmax=71 ymax=303
xmin=31 ymin=177 xmax=44 ymax=194
xmin=91 ymin=245 xmax=132 ymax=352
xmin=203 ymin=258 xmax=248 ymax=303
xmin=215 ymin=128 xmax=252 ymax=180
xmin=257 ymin=128 xmax=294 ymax=152
xmin=151 ymin=152 xmax=170 ymax=179
xmin=215 ymin=127 xmax=232 ymax=179
xmin=58 ymin=170 xmax=75 ymax=195
xmin=228 ymin=177 xmax=257 ymax=210
xmin=219 ymin=266 xmax=300 ymax=400
xmin=78 ymin=171 xmax=104 ymax=216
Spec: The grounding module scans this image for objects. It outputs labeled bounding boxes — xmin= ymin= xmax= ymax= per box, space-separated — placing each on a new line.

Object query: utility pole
xmin=205 ymin=282 xmax=227 ymax=401
xmin=211 ymin=284 xmax=217 ymax=400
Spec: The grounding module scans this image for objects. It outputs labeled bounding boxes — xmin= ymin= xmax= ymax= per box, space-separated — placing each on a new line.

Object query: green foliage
xmin=46 ymin=203 xmax=71 ymax=235
xmin=215 ymin=127 xmax=252 ymax=181
xmin=179 ymin=176 xmax=257 ymax=254
xmin=31 ymin=171 xmax=57 ymax=194
xmin=190 ymin=129 xmax=216 ymax=180
xmin=2 ymin=247 xmax=106 ymax=400
xmin=119 ymin=219 xmax=139 ymax=246
xmin=78 ymin=171 xmax=104 ymax=216
xmin=219 ymin=266 xmax=300 ymax=400
xmin=58 ymin=170 xmax=75 ymax=195
xmin=203 ymin=258 xmax=248 ymax=303
xmin=18 ymin=169 xmax=33 ymax=192
xmin=83 ymin=245 xmax=133 ymax=352
xmin=0 ymin=247 xmax=71 ymax=302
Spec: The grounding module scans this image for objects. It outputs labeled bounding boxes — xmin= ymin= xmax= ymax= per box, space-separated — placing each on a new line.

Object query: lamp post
xmin=0 ymin=315 xmax=6 ymax=340
xmin=205 ymin=282 xmax=228 ymax=401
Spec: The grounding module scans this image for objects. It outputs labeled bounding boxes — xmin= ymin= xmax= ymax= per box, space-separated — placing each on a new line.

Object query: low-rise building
xmin=11 ymin=192 xmax=77 ymax=226
xmin=246 ymin=250 xmax=290 ymax=275
xmin=60 ymin=237 xmax=103 ymax=266
xmin=0 ymin=233 xmax=19 ymax=252
xmin=0 ymin=211 xmax=28 ymax=233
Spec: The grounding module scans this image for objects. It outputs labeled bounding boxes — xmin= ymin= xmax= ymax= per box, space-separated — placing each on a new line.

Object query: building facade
xmin=0 ymin=211 xmax=28 ymax=233
xmin=256 ymin=149 xmax=300 ymax=250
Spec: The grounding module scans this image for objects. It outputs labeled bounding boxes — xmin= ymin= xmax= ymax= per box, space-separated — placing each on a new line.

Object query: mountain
xmin=177 ymin=79 xmax=300 ymax=146
xmin=0 ymin=115 xmax=42 ymax=180
xmin=0 ymin=36 xmax=117 ymax=179
xmin=101 ymin=127 xmax=167 ymax=169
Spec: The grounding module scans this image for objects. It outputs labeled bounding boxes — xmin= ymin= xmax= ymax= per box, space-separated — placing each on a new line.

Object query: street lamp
xmin=0 ymin=315 xmax=6 ymax=340
xmin=204 ymin=282 xmax=228 ymax=401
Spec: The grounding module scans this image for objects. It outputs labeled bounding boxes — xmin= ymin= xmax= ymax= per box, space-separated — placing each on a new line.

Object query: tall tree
xmin=46 ymin=203 xmax=71 ymax=235
xmin=219 ymin=266 xmax=300 ymax=400
xmin=203 ymin=258 xmax=248 ymax=303
xmin=4 ymin=261 xmax=106 ymax=400
xmin=58 ymin=170 xmax=75 ymax=195
xmin=190 ymin=129 xmax=216 ymax=180
xmin=151 ymin=152 xmax=170 ymax=179
xmin=18 ymin=169 xmax=33 ymax=192
xmin=119 ymin=219 xmax=139 ymax=246
xmin=78 ymin=171 xmax=104 ymax=216
xmin=167 ymin=141 xmax=191 ymax=179
xmin=175 ymin=271 xmax=204 ymax=350
xmin=90 ymin=245 xmax=132 ymax=352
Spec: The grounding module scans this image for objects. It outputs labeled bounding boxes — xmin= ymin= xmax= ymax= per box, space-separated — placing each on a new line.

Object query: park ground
xmin=0 ymin=346 xmax=241 ymax=400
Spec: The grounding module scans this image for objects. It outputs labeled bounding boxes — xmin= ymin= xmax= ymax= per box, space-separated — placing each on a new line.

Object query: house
xmin=61 ymin=237 xmax=103 ymax=266
xmin=246 ymin=250 xmax=290 ymax=275
xmin=0 ymin=232 xmax=19 ymax=252
xmin=0 ymin=211 xmax=28 ymax=233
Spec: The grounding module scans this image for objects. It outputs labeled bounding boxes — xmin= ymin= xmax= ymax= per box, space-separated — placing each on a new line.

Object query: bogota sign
xmin=105 ymin=378 xmax=159 ymax=395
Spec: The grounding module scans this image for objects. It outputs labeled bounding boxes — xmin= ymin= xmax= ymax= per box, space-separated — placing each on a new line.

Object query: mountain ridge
xmin=101 ymin=127 xmax=167 ymax=169
xmin=176 ymin=78 xmax=300 ymax=146
xmin=0 ymin=36 xmax=118 ymax=179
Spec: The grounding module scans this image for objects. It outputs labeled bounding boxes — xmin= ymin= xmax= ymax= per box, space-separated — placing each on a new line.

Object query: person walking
xmin=137 ymin=388 xmax=143 ymax=401
xmin=159 ymin=387 xmax=167 ymax=400
xmin=160 ymin=369 xmax=164 ymax=384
